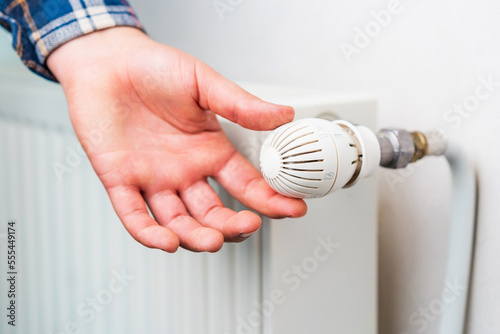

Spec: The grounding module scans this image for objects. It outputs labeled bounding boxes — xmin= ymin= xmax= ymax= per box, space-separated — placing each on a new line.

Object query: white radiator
xmin=0 ymin=70 xmax=378 ymax=334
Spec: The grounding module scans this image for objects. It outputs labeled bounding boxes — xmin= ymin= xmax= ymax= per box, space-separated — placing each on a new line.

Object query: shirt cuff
xmin=0 ymin=1 xmax=143 ymax=82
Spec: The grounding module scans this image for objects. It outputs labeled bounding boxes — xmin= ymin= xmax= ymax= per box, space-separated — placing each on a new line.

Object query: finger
xmin=145 ymin=189 xmax=224 ymax=252
xmin=214 ymin=151 xmax=308 ymax=218
xmin=195 ymin=61 xmax=295 ymax=130
xmin=107 ymin=185 xmax=180 ymax=252
xmin=179 ymin=180 xmax=262 ymax=242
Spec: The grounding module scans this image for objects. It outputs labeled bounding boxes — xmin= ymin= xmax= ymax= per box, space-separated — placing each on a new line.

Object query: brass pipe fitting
xmin=410 ymin=131 xmax=429 ymax=163
xmin=377 ymin=129 xmax=447 ymax=169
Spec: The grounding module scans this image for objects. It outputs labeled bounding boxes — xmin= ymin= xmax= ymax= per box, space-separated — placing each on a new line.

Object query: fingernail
xmin=238 ymin=233 xmax=253 ymax=239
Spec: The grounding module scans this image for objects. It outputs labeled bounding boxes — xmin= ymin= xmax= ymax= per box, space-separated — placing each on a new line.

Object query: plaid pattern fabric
xmin=0 ymin=0 xmax=143 ymax=81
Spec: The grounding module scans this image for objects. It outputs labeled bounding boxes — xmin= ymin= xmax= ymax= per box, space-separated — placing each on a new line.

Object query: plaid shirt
xmin=0 ymin=0 xmax=142 ymax=81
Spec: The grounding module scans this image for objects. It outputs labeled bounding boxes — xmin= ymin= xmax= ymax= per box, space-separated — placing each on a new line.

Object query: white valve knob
xmin=259 ymin=118 xmax=380 ymax=199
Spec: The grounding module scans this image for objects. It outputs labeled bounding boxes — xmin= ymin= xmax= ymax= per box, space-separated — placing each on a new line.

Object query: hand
xmin=47 ymin=27 xmax=307 ymax=253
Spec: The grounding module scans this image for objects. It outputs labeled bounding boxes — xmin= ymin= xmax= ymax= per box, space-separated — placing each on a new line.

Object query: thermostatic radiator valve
xmin=259 ymin=118 xmax=447 ymax=199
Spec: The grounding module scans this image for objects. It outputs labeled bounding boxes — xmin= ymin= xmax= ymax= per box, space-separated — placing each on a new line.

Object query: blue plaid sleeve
xmin=0 ymin=0 xmax=143 ymax=81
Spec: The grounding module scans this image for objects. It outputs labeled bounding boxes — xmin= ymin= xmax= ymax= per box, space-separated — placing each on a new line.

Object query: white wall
xmin=0 ymin=0 xmax=498 ymax=332
xmin=127 ymin=0 xmax=500 ymax=333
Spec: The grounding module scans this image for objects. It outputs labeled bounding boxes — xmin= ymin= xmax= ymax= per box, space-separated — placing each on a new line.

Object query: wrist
xmin=46 ymin=27 xmax=149 ymax=87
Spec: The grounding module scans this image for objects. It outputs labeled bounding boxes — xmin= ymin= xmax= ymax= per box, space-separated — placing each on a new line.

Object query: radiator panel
xmin=0 ymin=116 xmax=262 ymax=334
xmin=0 ymin=72 xmax=378 ymax=334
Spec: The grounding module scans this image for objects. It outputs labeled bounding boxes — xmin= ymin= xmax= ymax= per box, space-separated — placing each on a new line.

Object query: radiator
xmin=0 ymin=69 xmax=378 ymax=334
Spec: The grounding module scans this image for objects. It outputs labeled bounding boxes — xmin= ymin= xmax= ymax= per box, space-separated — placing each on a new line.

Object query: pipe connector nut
xmin=377 ymin=129 xmax=415 ymax=169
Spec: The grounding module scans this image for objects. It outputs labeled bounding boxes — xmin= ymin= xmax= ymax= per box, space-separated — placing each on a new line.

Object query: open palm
xmin=48 ymin=28 xmax=307 ymax=252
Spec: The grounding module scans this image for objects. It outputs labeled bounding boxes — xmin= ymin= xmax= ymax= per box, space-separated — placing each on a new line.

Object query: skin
xmin=46 ymin=27 xmax=307 ymax=253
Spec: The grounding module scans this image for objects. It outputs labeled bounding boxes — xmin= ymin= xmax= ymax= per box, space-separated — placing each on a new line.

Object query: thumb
xmin=195 ymin=60 xmax=294 ymax=130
